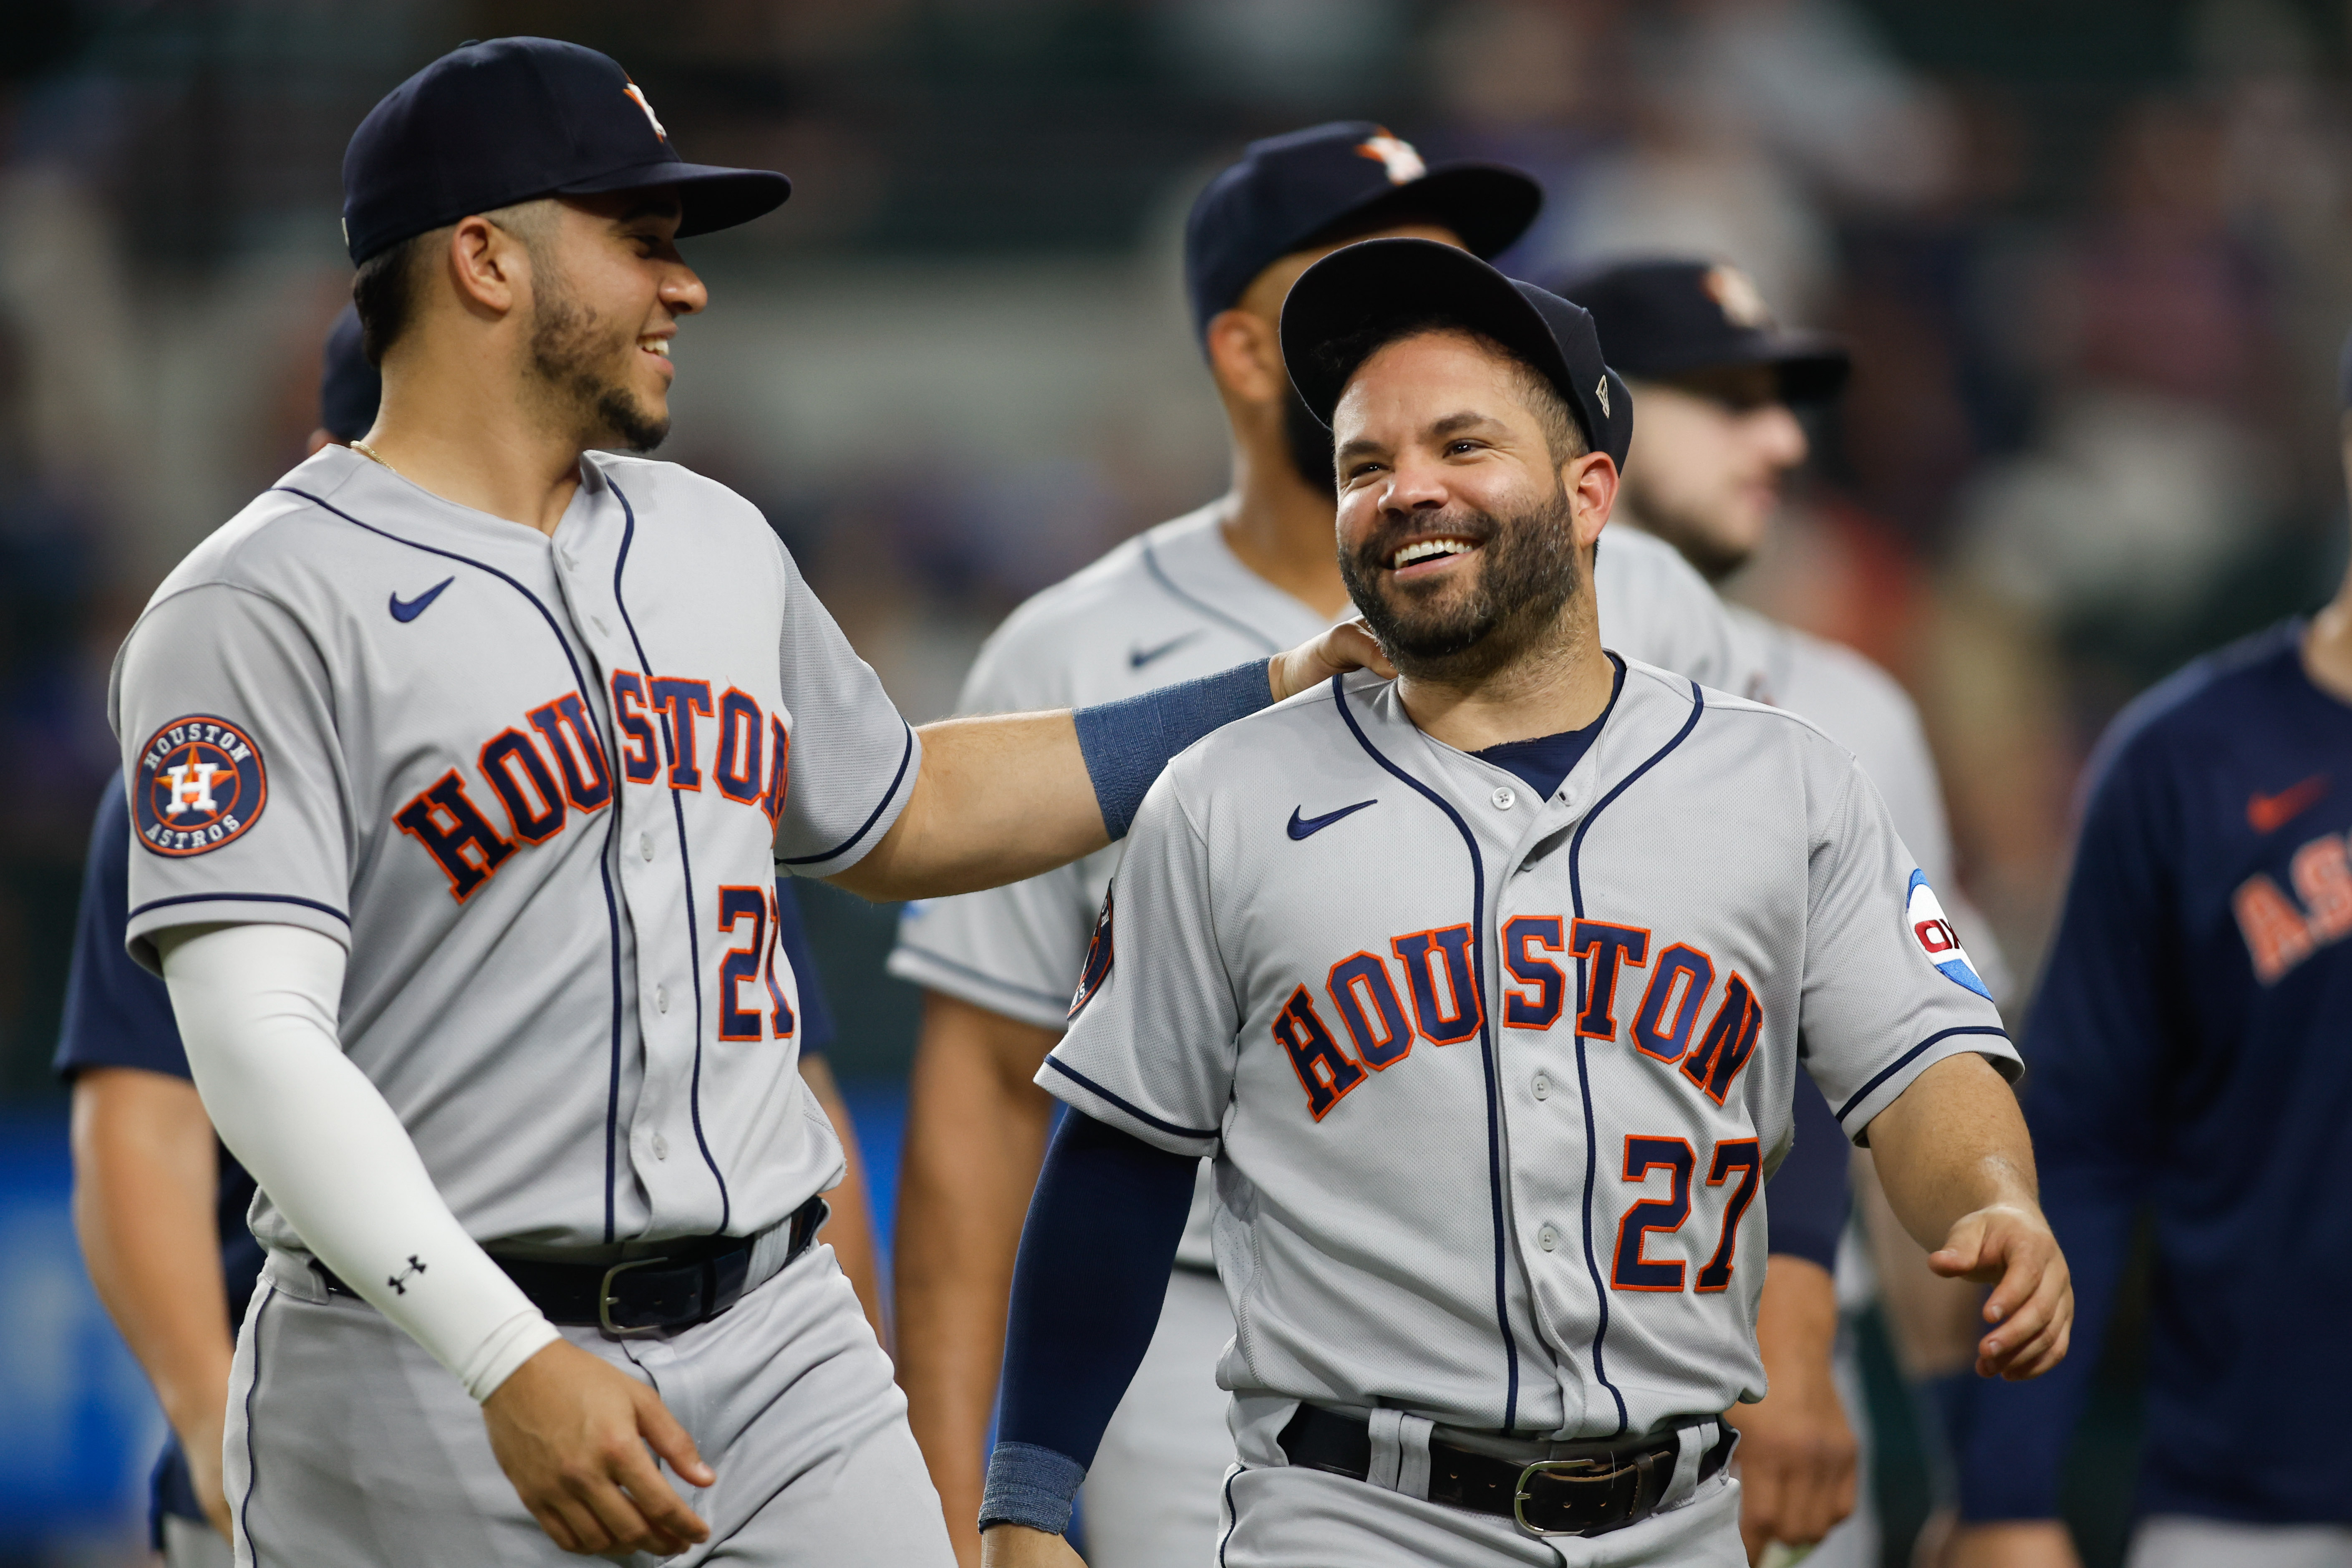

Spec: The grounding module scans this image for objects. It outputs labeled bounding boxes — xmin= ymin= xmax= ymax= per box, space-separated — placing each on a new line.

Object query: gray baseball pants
xmin=223 ymin=1241 xmax=952 ymax=1566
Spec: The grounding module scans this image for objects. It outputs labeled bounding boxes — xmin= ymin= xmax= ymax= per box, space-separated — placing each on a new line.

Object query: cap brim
xmin=1308 ymin=163 xmax=1543 ymax=263
xmin=1627 ymin=329 xmax=1852 ymax=404
xmin=1283 ymin=237 xmax=1564 ymax=424
xmin=557 ymin=160 xmax=792 ymax=238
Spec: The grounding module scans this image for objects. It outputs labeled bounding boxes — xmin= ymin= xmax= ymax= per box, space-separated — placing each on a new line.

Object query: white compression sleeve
xmin=159 ymin=922 xmax=560 ymax=1402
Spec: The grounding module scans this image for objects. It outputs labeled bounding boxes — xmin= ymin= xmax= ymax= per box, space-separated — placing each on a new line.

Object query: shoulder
xmin=2082 ymin=622 xmax=2304 ymax=801
xmin=586 ymin=453 xmax=775 ymax=541
xmin=1756 ymin=614 xmax=1926 ymax=738
xmin=984 ymin=506 xmax=1225 ymax=652
xmin=1593 ymin=525 xmax=1718 ymax=606
xmin=138 ymin=459 xmax=373 ymax=615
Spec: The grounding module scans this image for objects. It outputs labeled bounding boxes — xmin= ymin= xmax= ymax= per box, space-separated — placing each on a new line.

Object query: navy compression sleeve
xmin=1766 ymin=1075 xmax=1852 ymax=1273
xmin=979 ymin=1112 xmax=1198 ymax=1536
xmin=1073 ymin=660 xmax=1273 ymax=838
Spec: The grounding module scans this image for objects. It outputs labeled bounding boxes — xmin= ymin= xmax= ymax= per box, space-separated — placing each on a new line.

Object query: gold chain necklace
xmin=348 ymin=437 xmax=399 ymax=478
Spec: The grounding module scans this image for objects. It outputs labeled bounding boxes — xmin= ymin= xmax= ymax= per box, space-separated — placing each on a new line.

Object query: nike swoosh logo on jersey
xmin=1129 ymin=630 xmax=1204 ymax=669
xmin=1287 ymin=799 xmax=1377 ymax=840
xmin=389 ymin=577 xmax=456 ymax=623
xmin=2249 ymin=774 xmax=2328 ymax=834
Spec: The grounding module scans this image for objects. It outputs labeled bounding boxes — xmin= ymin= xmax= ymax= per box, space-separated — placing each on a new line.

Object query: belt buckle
xmin=1512 ymin=1454 xmax=1637 ymax=1538
xmin=598 ymin=1255 xmax=671 ymax=1338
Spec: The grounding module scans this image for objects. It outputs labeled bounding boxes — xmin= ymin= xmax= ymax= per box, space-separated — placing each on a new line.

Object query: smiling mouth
xmin=1389 ymin=536 xmax=1479 ymax=571
xmin=639 ymin=336 xmax=671 ymax=359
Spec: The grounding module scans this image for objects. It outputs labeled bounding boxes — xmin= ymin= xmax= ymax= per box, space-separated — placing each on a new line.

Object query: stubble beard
xmin=526 ymin=273 xmax=670 ymax=454
xmin=1338 ymin=481 xmax=1586 ymax=684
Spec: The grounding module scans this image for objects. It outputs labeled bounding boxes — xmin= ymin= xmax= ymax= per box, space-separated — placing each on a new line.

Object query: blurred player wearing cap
xmin=890 ymin=131 xmax=1825 ymax=1566
xmin=1937 ymin=337 xmax=2352 ymax=1568
xmin=60 ymin=306 xmax=887 ymax=1568
xmin=1564 ymin=256 xmax=2015 ymax=1566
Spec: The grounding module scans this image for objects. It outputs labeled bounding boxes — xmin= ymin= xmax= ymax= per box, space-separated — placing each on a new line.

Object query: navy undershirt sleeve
xmin=770 ymin=880 xmax=836 ymax=1056
xmin=1074 ymin=659 xmax=1273 ymax=837
xmin=54 ymin=774 xmax=188 ymax=1081
xmin=1765 ymin=1072 xmax=1851 ymax=1273
xmin=981 ymin=1111 xmax=1198 ymax=1535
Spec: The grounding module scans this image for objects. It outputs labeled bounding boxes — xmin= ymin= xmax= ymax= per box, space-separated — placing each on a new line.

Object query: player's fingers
xmin=1987 ymin=1280 xmax=2074 ymax=1380
xmin=1736 ymin=1458 xmax=1782 ymax=1563
xmin=1925 ymin=1213 xmax=1987 ymax=1279
xmin=2006 ymin=1315 xmax=2074 ymax=1381
xmin=529 ymin=1492 xmax=601 ymax=1555
xmin=634 ymin=1385 xmax=718 ymax=1491
xmin=611 ymin=1434 xmax=711 ymax=1549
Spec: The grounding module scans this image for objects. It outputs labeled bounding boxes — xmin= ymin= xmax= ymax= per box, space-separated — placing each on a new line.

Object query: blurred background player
xmin=888 ymin=126 xmax=1848 ymax=1567
xmin=1938 ymin=335 xmax=2352 ymax=1568
xmin=55 ymin=309 xmax=887 ymax=1568
xmin=1565 ymin=255 xmax=2017 ymax=1567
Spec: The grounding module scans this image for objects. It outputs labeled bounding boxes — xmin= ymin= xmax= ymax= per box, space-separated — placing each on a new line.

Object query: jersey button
xmin=655 ymin=985 xmax=670 ymax=1014
xmin=1532 ymin=1072 xmax=1551 ymax=1101
xmin=1537 ymin=1224 xmax=1560 ymax=1253
xmin=651 ymin=1134 xmax=669 ymax=1160
xmin=1491 ymin=786 xmax=1516 ymax=811
xmin=640 ymin=832 xmax=655 ymax=862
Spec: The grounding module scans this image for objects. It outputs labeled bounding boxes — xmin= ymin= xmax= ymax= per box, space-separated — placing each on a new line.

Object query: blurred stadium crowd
xmin=1 ymin=0 xmax=2349 ymax=1559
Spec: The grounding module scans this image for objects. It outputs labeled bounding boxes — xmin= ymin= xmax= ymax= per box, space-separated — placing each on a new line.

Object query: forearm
xmin=69 ymin=1071 xmax=235 ymax=1442
xmin=158 ymin=923 xmax=557 ymax=1402
xmin=983 ymin=1112 xmax=1196 ymax=1535
xmin=797 ymin=1055 xmax=887 ymax=1346
xmin=895 ymin=999 xmax=1059 ymax=1543
xmin=1863 ymin=1054 xmax=2039 ymax=1248
xmin=838 ymin=711 xmax=1103 ymax=902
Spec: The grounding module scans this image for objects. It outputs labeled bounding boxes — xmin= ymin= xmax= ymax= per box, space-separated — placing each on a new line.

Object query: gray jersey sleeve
xmin=886 ymin=621 xmax=1098 ymax=1029
xmin=1795 ymin=751 xmax=2019 ymax=1140
xmin=112 ymin=582 xmax=353 ymax=969
xmin=1038 ymin=766 xmax=1232 ymax=1159
xmin=769 ymin=539 xmax=924 ymax=877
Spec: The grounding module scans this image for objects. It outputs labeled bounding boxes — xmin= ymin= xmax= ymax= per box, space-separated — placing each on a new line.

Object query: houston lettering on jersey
xmin=2233 ymin=821 xmax=2352 ymax=983
xmin=1270 ymin=913 xmax=1762 ymax=1122
xmin=393 ymin=673 xmax=789 ymax=901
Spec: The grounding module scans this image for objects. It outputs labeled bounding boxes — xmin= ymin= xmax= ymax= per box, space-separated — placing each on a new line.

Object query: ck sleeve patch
xmin=134 ymin=715 xmax=269 ymax=856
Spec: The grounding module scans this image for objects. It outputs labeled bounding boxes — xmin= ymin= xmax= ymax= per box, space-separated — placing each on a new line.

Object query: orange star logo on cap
xmin=623 ymin=81 xmax=667 ymax=143
xmin=1356 ymin=130 xmax=1427 ymax=186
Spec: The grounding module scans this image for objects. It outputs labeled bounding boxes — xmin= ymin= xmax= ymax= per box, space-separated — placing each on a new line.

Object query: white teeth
xmin=641 ymin=339 xmax=670 ymax=357
xmin=1391 ymin=538 xmax=1473 ymax=569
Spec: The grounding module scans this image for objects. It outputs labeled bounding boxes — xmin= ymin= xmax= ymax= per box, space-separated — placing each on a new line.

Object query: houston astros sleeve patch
xmin=1906 ymin=869 xmax=1992 ymax=1001
xmin=135 ymin=715 xmax=268 ymax=856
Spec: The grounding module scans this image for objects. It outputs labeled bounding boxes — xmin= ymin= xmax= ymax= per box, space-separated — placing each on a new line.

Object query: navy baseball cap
xmin=341 ymin=38 xmax=791 ymax=264
xmin=1185 ymin=122 xmax=1540 ymax=341
xmin=1554 ymin=258 xmax=1849 ymax=404
xmin=1281 ymin=238 xmax=1633 ymax=469
xmin=318 ymin=306 xmax=381 ymax=440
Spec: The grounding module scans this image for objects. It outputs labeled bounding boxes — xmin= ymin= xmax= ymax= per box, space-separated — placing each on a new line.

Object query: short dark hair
xmin=350 ymin=230 xmax=430 ymax=367
xmin=1317 ymin=311 xmax=1588 ymax=465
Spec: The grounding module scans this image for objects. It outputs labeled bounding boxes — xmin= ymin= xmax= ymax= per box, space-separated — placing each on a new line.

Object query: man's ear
xmin=446 ymin=214 xmax=528 ymax=320
xmin=1564 ymin=451 xmax=1618 ymax=549
xmin=1203 ymin=308 xmax=1288 ymax=404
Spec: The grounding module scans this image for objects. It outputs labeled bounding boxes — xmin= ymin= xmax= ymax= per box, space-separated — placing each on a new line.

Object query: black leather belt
xmin=316 ymin=1195 xmax=826 ymax=1336
xmin=1278 ymin=1402 xmax=1734 ymax=1538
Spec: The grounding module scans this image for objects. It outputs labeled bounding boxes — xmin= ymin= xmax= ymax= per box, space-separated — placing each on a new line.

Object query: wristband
xmin=978 ymin=1441 xmax=1087 ymax=1536
xmin=1074 ymin=658 xmax=1273 ymax=837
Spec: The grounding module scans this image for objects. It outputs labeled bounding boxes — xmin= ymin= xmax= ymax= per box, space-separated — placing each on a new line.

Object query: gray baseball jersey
xmin=1727 ymin=602 xmax=2012 ymax=1003
xmin=888 ymin=506 xmax=1753 ymax=1268
xmin=1042 ymin=660 xmax=2016 ymax=1439
xmin=110 ymin=444 xmax=918 ymax=1254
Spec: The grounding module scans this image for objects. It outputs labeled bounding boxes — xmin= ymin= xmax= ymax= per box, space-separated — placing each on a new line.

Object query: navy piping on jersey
xmin=1141 ymin=536 xmax=1284 ymax=655
xmin=129 ymin=891 xmax=351 ymax=926
xmin=775 ymin=723 xmax=916 ymax=867
xmin=1835 ymin=1025 xmax=2010 ymax=1125
xmin=1218 ymin=1466 xmax=1240 ymax=1566
xmin=895 ymin=942 xmax=1073 ymax=1013
xmin=1565 ymin=676 xmax=1707 ymax=1437
xmin=607 ymin=479 xmax=731 ymax=1234
xmin=1329 ymin=675 xmax=1521 ymax=1430
xmin=236 ymin=1283 xmax=272 ymax=1560
xmin=275 ymin=484 xmax=635 ymax=1245
xmin=1042 ymin=1057 xmax=1219 ymax=1142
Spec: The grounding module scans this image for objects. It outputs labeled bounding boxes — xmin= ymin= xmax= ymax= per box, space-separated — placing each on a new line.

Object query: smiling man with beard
xmin=975 ymin=240 xmax=2066 ymax=1568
